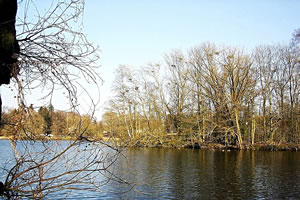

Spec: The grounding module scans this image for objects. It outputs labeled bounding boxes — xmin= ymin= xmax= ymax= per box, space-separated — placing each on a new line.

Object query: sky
xmin=1 ymin=0 xmax=300 ymax=119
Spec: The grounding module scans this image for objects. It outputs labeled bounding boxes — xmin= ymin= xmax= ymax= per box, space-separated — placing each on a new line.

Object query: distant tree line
xmin=0 ymin=105 xmax=103 ymax=140
xmin=103 ymin=32 xmax=300 ymax=149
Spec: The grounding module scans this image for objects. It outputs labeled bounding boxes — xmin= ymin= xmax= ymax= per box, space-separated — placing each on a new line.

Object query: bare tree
xmin=188 ymin=44 xmax=256 ymax=148
xmin=110 ymin=65 xmax=136 ymax=139
xmin=140 ymin=63 xmax=168 ymax=132
xmin=188 ymin=43 xmax=220 ymax=142
xmin=164 ymin=50 xmax=192 ymax=134
xmin=0 ymin=1 xmax=129 ymax=199
xmin=15 ymin=0 xmax=100 ymax=107
xmin=254 ymin=43 xmax=300 ymax=144
xmin=104 ymin=39 xmax=300 ymax=148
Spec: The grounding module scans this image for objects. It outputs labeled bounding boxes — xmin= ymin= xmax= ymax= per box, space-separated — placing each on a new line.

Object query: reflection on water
xmin=113 ymin=148 xmax=300 ymax=200
xmin=1 ymin=140 xmax=300 ymax=199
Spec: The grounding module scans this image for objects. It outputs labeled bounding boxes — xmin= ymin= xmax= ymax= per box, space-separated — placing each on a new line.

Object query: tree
xmin=110 ymin=65 xmax=139 ymax=139
xmin=254 ymin=43 xmax=300 ymax=144
xmin=188 ymin=43 xmax=219 ymax=142
xmin=15 ymin=0 xmax=100 ymax=107
xmin=139 ymin=63 xmax=168 ymax=133
xmin=0 ymin=0 xmax=19 ymax=85
xmin=0 ymin=1 xmax=125 ymax=199
xmin=188 ymin=44 xmax=256 ymax=148
xmin=164 ymin=50 xmax=192 ymax=134
xmin=0 ymin=0 xmax=19 ymax=122
xmin=38 ymin=105 xmax=53 ymax=135
xmin=104 ymin=38 xmax=300 ymax=148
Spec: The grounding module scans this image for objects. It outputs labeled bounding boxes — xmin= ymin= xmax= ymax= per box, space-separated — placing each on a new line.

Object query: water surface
xmin=1 ymin=140 xmax=300 ymax=199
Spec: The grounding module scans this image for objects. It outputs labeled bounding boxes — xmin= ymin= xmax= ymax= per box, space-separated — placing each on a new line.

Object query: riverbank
xmin=184 ymin=143 xmax=300 ymax=151
xmin=1 ymin=135 xmax=299 ymax=151
xmin=123 ymin=136 xmax=300 ymax=151
xmin=0 ymin=135 xmax=83 ymax=141
xmin=0 ymin=136 xmax=13 ymax=140
xmin=139 ymin=142 xmax=300 ymax=151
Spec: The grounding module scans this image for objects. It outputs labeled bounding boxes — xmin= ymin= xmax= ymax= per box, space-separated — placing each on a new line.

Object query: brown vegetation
xmin=0 ymin=105 xmax=103 ymax=140
xmin=103 ymin=35 xmax=300 ymax=150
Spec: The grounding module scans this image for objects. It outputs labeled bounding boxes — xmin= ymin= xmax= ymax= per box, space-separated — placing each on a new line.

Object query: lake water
xmin=1 ymin=140 xmax=300 ymax=199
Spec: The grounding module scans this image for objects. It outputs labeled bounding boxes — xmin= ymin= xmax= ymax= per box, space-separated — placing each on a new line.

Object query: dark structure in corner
xmin=0 ymin=0 xmax=19 ymax=123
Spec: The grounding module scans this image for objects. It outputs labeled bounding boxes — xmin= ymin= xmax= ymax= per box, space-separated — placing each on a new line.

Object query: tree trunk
xmin=234 ymin=107 xmax=243 ymax=149
xmin=0 ymin=96 xmax=2 ymax=123
xmin=0 ymin=0 xmax=19 ymax=85
xmin=251 ymin=117 xmax=256 ymax=145
xmin=0 ymin=0 xmax=19 ymax=123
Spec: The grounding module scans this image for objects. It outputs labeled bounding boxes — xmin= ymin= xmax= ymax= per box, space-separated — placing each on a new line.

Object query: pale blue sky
xmin=84 ymin=1 xmax=299 ymax=67
xmin=1 ymin=0 xmax=300 ymax=118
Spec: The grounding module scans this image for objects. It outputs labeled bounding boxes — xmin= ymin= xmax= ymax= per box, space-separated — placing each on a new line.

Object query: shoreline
xmin=1 ymin=136 xmax=299 ymax=151
xmin=130 ymin=142 xmax=300 ymax=151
